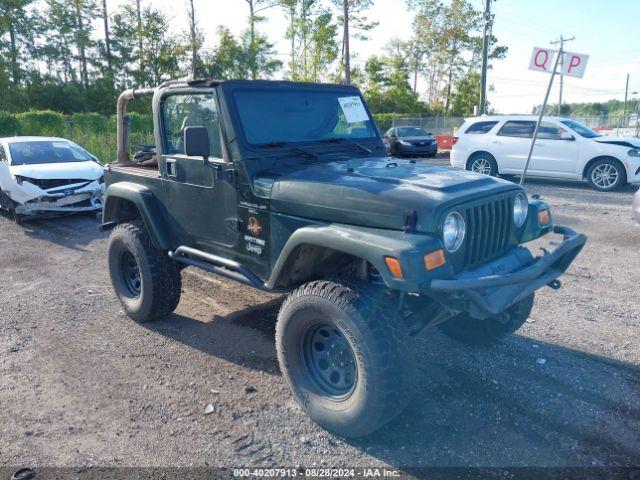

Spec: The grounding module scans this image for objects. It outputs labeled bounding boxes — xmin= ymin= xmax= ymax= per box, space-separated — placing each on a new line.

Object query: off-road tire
xmin=586 ymin=158 xmax=627 ymax=192
xmin=276 ymin=280 xmax=415 ymax=438
xmin=108 ymin=222 xmax=181 ymax=323
xmin=467 ymin=152 xmax=498 ymax=176
xmin=438 ymin=294 xmax=535 ymax=345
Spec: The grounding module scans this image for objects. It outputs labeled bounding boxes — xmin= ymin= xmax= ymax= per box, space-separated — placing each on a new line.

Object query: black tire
xmin=8 ymin=200 xmax=24 ymax=224
xmin=276 ymin=280 xmax=415 ymax=438
xmin=586 ymin=158 xmax=627 ymax=191
xmin=467 ymin=153 xmax=498 ymax=176
xmin=107 ymin=222 xmax=181 ymax=323
xmin=438 ymin=294 xmax=534 ymax=346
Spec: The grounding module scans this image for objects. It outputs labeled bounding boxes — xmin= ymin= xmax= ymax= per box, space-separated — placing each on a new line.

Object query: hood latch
xmin=404 ymin=210 xmax=417 ymax=233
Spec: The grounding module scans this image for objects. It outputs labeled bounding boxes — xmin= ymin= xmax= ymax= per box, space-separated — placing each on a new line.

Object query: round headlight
xmin=442 ymin=211 xmax=466 ymax=252
xmin=513 ymin=192 xmax=528 ymax=227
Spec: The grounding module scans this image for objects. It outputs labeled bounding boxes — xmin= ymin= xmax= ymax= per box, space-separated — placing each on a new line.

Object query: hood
xmin=9 ymin=160 xmax=104 ymax=181
xmin=263 ymin=157 xmax=520 ymax=232
xmin=593 ymin=136 xmax=640 ymax=148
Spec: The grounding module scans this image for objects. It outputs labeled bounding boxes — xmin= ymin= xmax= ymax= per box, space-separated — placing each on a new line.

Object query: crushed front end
xmin=11 ymin=177 xmax=104 ymax=216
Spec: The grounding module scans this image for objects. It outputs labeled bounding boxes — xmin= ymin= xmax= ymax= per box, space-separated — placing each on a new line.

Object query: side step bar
xmin=168 ymin=246 xmax=273 ymax=292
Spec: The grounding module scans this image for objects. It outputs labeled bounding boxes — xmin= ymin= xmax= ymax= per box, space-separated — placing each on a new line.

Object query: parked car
xmin=101 ymin=79 xmax=585 ymax=438
xmin=634 ymin=188 xmax=640 ymax=223
xmin=0 ymin=136 xmax=104 ymax=222
xmin=384 ymin=126 xmax=438 ymax=157
xmin=450 ymin=115 xmax=640 ymax=191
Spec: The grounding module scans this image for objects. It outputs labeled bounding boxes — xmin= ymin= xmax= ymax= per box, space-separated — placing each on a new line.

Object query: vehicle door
xmin=527 ymin=121 xmax=580 ymax=178
xmin=489 ymin=120 xmax=535 ymax=173
xmin=159 ymin=90 xmax=239 ymax=251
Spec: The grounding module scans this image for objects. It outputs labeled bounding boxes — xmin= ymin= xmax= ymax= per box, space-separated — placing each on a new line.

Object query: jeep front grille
xmin=463 ymin=197 xmax=513 ymax=268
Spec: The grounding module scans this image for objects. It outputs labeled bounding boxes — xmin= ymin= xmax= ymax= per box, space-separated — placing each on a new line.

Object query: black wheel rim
xmin=120 ymin=250 xmax=141 ymax=297
xmin=303 ymin=323 xmax=358 ymax=398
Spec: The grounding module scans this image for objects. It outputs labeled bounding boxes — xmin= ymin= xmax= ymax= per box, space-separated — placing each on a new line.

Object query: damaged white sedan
xmin=0 ymin=136 xmax=104 ymax=222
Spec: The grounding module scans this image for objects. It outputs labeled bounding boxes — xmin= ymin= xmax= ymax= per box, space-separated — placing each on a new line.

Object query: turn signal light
xmin=424 ymin=249 xmax=446 ymax=271
xmin=538 ymin=209 xmax=551 ymax=225
xmin=384 ymin=257 xmax=404 ymax=279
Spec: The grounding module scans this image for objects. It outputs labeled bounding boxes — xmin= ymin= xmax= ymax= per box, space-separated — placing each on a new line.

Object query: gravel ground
xmin=0 ymin=163 xmax=639 ymax=472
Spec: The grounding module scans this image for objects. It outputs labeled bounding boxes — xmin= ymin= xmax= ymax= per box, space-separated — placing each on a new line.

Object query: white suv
xmin=450 ymin=115 xmax=640 ymax=191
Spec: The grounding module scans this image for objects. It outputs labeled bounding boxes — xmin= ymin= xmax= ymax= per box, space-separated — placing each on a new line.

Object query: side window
xmin=465 ymin=121 xmax=498 ymax=134
xmin=537 ymin=121 xmax=568 ymax=140
xmin=162 ymin=93 xmax=223 ymax=158
xmin=497 ymin=120 xmax=536 ymax=138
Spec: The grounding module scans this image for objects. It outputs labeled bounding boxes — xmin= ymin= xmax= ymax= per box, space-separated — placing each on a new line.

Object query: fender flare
xmin=265 ymin=223 xmax=449 ymax=291
xmin=102 ymin=181 xmax=174 ymax=250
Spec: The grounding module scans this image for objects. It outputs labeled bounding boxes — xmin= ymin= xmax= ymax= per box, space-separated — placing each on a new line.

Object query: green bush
xmin=128 ymin=112 xmax=153 ymax=133
xmin=70 ymin=112 xmax=111 ymax=135
xmin=4 ymin=109 xmax=153 ymax=163
xmin=0 ymin=112 xmax=21 ymax=136
xmin=17 ymin=110 xmax=67 ymax=137
xmin=71 ymin=131 xmax=154 ymax=164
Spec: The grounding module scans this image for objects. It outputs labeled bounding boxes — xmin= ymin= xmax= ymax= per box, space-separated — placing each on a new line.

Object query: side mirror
xmin=560 ymin=132 xmax=575 ymax=141
xmin=184 ymin=126 xmax=210 ymax=161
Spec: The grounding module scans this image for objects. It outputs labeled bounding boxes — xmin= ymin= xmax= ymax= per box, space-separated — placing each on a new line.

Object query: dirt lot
xmin=1 ymin=164 xmax=639 ymax=472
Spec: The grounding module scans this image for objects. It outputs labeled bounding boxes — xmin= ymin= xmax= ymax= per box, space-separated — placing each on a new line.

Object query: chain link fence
xmin=385 ymin=114 xmax=640 ymax=137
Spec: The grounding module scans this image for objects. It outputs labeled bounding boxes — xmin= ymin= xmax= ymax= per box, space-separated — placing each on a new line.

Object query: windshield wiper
xmin=254 ymin=141 xmax=290 ymax=148
xmin=319 ymin=137 xmax=372 ymax=154
xmin=254 ymin=141 xmax=319 ymax=159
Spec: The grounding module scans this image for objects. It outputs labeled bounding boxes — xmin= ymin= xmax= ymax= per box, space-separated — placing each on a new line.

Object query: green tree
xmin=330 ymin=0 xmax=377 ymax=81
xmin=200 ymin=27 xmax=248 ymax=80
xmin=110 ymin=3 xmax=186 ymax=87
xmin=0 ymin=0 xmax=39 ymax=86
xmin=450 ymin=70 xmax=479 ymax=115
xmin=186 ymin=0 xmax=203 ymax=78
xmin=279 ymin=0 xmax=338 ymax=82
xmin=359 ymin=42 xmax=428 ymax=114
xmin=245 ymin=0 xmax=281 ymax=79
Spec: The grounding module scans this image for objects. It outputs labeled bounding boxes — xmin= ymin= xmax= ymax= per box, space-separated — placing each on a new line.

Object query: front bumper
xmin=15 ymin=191 xmax=103 ymax=215
xmin=397 ymin=143 xmax=438 ymax=155
xmin=430 ymin=226 xmax=586 ymax=319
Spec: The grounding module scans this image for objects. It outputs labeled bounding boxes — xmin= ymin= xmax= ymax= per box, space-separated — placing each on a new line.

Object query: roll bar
xmin=116 ymin=88 xmax=155 ymax=163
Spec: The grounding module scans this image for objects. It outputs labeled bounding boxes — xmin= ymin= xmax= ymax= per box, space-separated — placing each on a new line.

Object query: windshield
xmin=560 ymin=119 xmax=602 ymax=138
xmin=233 ymin=89 xmax=378 ymax=145
xmin=397 ymin=127 xmax=429 ymax=137
xmin=9 ymin=141 xmax=94 ymax=166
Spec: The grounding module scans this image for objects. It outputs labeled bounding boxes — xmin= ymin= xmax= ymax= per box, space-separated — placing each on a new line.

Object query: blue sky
xmin=150 ymin=0 xmax=640 ymax=113
xmin=488 ymin=0 xmax=640 ymax=113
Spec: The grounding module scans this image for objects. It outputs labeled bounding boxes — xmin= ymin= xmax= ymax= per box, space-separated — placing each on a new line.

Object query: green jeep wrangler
xmin=101 ymin=79 xmax=586 ymax=438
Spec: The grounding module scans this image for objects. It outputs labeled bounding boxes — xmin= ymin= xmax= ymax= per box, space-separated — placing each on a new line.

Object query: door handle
xmin=166 ymin=159 xmax=177 ymax=177
xmin=491 ymin=140 xmax=503 ymax=145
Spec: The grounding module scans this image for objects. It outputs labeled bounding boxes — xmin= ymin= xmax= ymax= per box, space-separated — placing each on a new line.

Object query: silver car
xmin=634 ymin=188 xmax=640 ymax=223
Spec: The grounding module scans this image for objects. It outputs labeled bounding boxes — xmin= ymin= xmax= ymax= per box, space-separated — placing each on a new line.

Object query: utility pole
xmin=478 ymin=0 xmax=493 ymax=115
xmin=551 ymin=35 xmax=575 ymax=115
xmin=187 ymin=0 xmax=198 ymax=80
xmin=343 ymin=0 xmax=351 ymax=83
xmin=618 ymin=73 xmax=630 ymax=136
